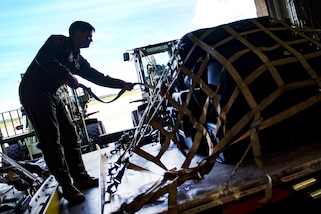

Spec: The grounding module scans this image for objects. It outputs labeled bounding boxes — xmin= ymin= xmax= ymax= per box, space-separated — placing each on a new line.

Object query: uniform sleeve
xmin=75 ymin=55 xmax=125 ymax=89
xmin=35 ymin=35 xmax=70 ymax=82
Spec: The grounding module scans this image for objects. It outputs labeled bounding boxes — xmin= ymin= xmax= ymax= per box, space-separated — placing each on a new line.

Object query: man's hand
xmin=122 ymin=82 xmax=134 ymax=91
xmin=66 ymin=72 xmax=79 ymax=89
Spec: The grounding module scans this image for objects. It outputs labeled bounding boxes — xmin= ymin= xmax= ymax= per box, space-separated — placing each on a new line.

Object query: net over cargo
xmin=106 ymin=17 xmax=321 ymax=213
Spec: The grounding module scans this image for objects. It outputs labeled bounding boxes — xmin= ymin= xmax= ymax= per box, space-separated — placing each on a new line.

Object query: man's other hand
xmin=66 ymin=72 xmax=79 ymax=89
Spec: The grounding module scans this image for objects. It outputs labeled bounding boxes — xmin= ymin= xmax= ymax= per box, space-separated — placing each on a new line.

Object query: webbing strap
xmin=78 ymin=82 xmax=154 ymax=104
xmin=254 ymin=20 xmax=321 ymax=88
xmin=109 ymin=18 xmax=321 ymax=213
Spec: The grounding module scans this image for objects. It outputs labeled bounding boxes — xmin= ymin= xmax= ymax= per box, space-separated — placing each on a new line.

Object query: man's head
xmin=69 ymin=21 xmax=95 ymax=50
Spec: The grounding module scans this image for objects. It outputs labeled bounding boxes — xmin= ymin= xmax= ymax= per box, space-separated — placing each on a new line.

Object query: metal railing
xmin=0 ymin=108 xmax=34 ymax=144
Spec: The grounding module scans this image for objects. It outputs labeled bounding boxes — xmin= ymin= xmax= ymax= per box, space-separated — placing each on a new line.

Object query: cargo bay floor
xmin=59 ymin=140 xmax=321 ymax=213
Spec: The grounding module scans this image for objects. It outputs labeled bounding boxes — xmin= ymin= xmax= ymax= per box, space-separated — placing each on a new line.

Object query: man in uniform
xmin=19 ymin=21 xmax=133 ymax=205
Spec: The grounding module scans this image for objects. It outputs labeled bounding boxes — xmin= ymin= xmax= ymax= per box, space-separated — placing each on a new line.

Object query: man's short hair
xmin=69 ymin=21 xmax=95 ymax=37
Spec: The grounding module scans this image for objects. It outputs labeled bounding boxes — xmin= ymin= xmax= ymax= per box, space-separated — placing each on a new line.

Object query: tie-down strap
xmin=78 ymin=82 xmax=155 ymax=104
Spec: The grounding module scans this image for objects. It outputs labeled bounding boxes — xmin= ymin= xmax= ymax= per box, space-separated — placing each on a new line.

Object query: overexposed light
xmin=193 ymin=0 xmax=257 ymax=29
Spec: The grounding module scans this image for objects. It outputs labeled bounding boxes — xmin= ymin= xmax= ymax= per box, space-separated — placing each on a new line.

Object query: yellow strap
xmin=253 ymin=20 xmax=321 ymax=88
xmin=250 ymin=113 xmax=263 ymax=168
xmin=168 ymin=177 xmax=179 ymax=214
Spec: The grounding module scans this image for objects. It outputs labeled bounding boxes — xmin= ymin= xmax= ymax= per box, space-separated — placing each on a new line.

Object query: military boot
xmin=73 ymin=174 xmax=99 ymax=189
xmin=62 ymin=184 xmax=85 ymax=205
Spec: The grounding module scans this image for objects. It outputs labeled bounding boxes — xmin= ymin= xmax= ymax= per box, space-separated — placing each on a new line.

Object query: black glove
xmin=122 ymin=82 xmax=134 ymax=91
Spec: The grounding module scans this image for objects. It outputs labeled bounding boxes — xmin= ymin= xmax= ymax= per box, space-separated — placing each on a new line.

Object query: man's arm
xmin=74 ymin=56 xmax=133 ymax=90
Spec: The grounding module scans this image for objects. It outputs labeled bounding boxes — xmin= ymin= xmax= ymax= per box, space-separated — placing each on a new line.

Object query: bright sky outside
xmin=0 ymin=0 xmax=257 ymax=112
